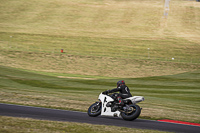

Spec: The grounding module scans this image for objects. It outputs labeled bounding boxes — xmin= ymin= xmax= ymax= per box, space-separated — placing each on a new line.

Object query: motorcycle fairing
xmin=98 ymin=93 xmax=144 ymax=117
xmin=98 ymin=93 xmax=121 ymax=117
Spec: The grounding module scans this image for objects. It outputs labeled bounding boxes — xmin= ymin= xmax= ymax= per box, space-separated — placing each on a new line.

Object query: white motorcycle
xmin=88 ymin=92 xmax=144 ymax=121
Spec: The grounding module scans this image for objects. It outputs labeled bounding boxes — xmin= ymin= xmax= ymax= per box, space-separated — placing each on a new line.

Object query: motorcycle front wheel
xmin=88 ymin=102 xmax=102 ymax=117
xmin=121 ymin=104 xmax=141 ymax=121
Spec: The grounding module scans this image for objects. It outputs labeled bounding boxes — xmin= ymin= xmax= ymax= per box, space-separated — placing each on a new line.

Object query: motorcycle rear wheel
xmin=88 ymin=102 xmax=102 ymax=117
xmin=121 ymin=104 xmax=141 ymax=121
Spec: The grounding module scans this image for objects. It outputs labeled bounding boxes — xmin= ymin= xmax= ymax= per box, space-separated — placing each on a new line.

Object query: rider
xmin=103 ymin=80 xmax=132 ymax=109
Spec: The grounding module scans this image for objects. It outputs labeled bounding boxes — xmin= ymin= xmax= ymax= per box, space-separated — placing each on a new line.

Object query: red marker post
xmin=61 ymin=49 xmax=63 ymax=53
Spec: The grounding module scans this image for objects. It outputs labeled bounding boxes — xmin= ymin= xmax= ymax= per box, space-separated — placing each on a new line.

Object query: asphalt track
xmin=0 ymin=103 xmax=200 ymax=133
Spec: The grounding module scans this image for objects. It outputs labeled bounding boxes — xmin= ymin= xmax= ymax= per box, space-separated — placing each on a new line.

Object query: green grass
xmin=0 ymin=49 xmax=199 ymax=78
xmin=0 ymin=65 xmax=199 ymax=123
xmin=0 ymin=31 xmax=199 ymax=55
xmin=0 ymin=116 xmax=170 ymax=133
xmin=0 ymin=31 xmax=200 ymax=63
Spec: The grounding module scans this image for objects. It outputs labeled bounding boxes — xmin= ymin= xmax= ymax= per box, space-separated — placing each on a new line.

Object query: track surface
xmin=0 ymin=103 xmax=200 ymax=133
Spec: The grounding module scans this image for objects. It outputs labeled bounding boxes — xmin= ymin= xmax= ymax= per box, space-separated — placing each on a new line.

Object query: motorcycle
xmin=88 ymin=92 xmax=144 ymax=121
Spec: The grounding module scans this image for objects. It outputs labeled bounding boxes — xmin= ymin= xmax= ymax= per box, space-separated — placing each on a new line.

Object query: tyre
xmin=88 ymin=102 xmax=102 ymax=117
xmin=121 ymin=104 xmax=141 ymax=121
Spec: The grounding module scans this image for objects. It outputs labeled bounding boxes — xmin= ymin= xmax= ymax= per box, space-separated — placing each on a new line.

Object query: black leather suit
xmin=109 ymin=84 xmax=132 ymax=99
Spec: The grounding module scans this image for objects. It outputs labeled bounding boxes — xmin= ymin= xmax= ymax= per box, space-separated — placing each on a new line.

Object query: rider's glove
xmin=102 ymin=90 xmax=110 ymax=94
xmin=102 ymin=91 xmax=107 ymax=94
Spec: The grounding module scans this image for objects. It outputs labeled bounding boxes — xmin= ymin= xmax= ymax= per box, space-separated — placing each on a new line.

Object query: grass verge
xmin=0 ymin=116 xmax=170 ymax=133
